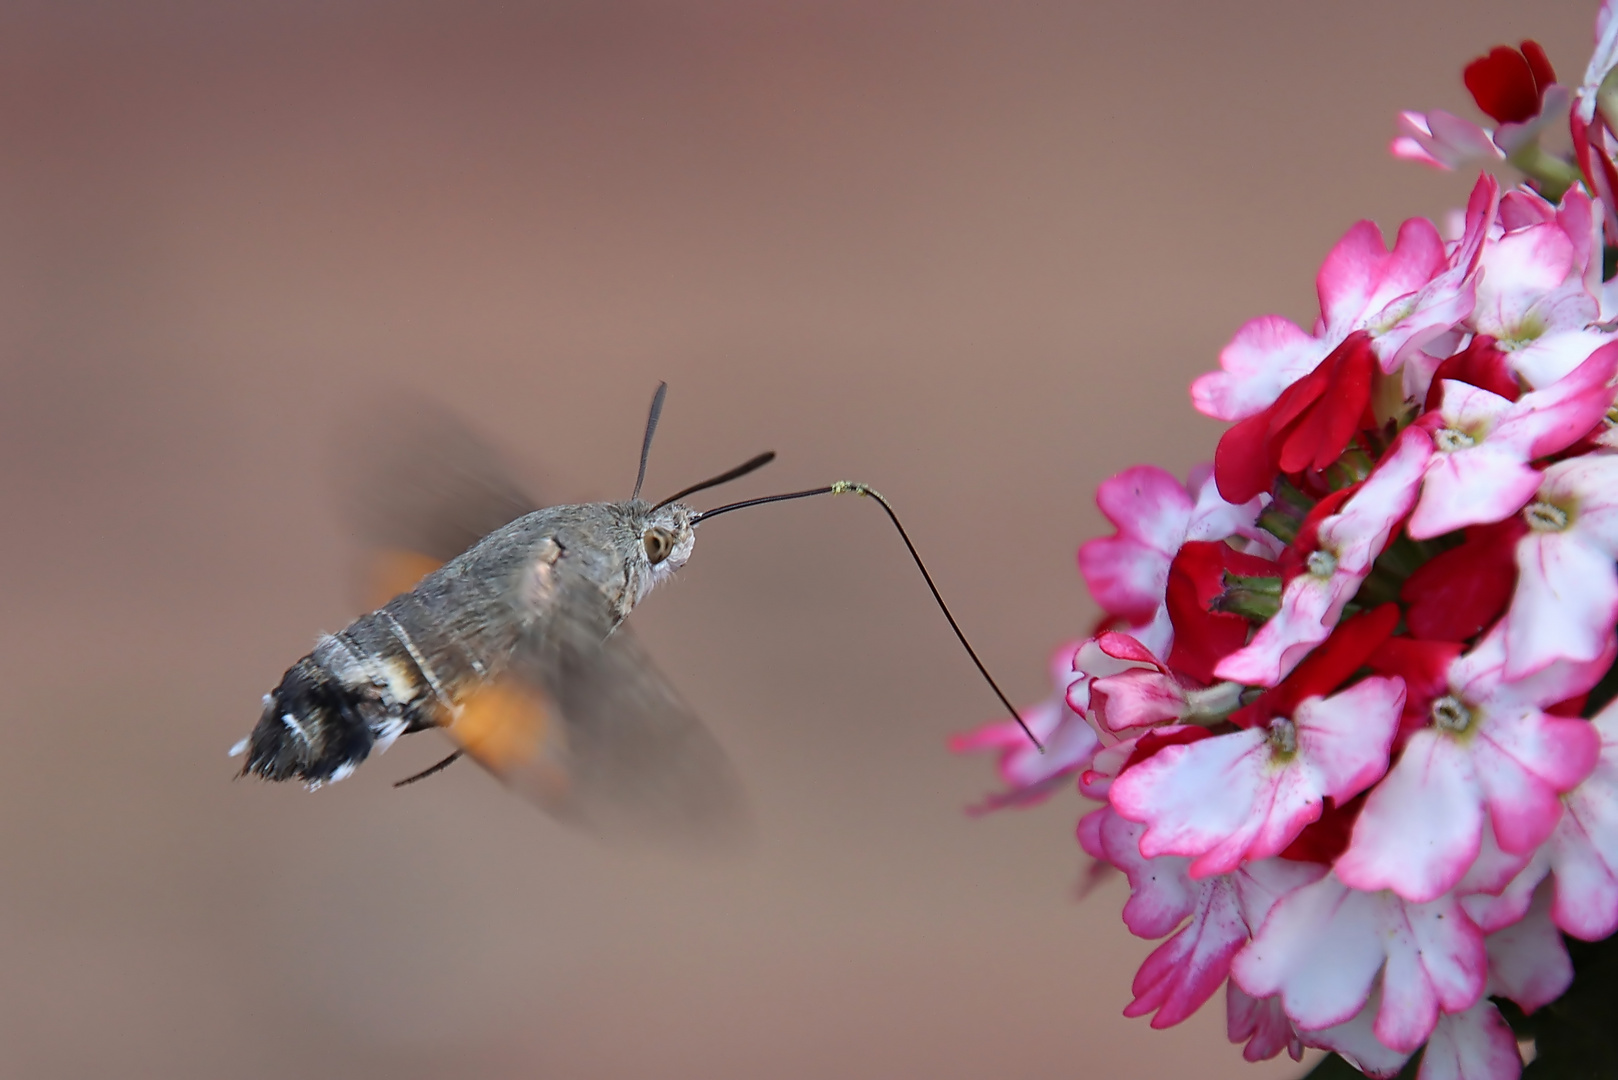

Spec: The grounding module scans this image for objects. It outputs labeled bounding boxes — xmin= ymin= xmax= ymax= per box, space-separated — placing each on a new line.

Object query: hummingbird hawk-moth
xmin=232 ymin=384 xmax=763 ymax=843
xmin=232 ymin=384 xmax=1037 ymax=844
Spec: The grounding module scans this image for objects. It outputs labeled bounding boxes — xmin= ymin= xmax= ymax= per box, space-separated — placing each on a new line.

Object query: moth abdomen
xmin=239 ymin=628 xmax=435 ymax=788
xmin=240 ymin=656 xmax=378 ymax=786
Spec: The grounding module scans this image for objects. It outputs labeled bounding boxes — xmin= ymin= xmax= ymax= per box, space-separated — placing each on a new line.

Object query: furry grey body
xmin=240 ymin=498 xmax=697 ymax=789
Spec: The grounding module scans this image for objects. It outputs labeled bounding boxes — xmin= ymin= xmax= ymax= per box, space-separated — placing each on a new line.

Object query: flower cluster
xmin=955 ymin=7 xmax=1618 ymax=1078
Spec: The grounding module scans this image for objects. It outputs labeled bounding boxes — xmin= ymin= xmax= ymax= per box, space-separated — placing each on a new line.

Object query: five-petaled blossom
xmin=953 ymin=4 xmax=1618 ymax=1077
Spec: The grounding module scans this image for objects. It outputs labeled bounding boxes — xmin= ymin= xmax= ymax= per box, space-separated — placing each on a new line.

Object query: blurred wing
xmin=334 ymin=397 xmax=749 ymax=845
xmin=334 ymin=396 xmax=541 ymax=607
xmin=444 ymin=625 xmax=751 ymax=848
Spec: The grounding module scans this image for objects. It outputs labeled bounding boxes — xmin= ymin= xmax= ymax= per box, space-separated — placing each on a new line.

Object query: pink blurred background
xmin=0 ymin=2 xmax=1594 ymax=1076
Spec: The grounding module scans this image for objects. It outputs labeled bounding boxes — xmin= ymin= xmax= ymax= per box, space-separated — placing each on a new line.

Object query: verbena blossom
xmin=954 ymin=5 xmax=1618 ymax=1076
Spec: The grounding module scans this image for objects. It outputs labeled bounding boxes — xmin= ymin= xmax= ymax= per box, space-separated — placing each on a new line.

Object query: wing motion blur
xmin=332 ymin=398 xmax=749 ymax=845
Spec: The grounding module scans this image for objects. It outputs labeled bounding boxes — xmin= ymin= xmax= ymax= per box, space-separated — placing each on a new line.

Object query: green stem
xmin=1505 ymin=143 xmax=1580 ymax=203
xmin=1217 ymin=572 xmax=1283 ymax=621
xmin=1258 ymin=506 xmax=1300 ymax=545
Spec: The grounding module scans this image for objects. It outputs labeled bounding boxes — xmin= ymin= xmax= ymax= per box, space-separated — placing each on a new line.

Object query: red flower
xmin=1399 ymin=518 xmax=1525 ymax=642
xmin=1421 ymin=335 xmax=1520 ymax=412
xmin=1164 ymin=540 xmax=1279 ymax=683
xmin=1279 ymin=791 xmax=1367 ymax=865
xmin=1464 ymin=41 xmax=1557 ymax=125
xmin=1367 ymin=634 xmax=1467 ymax=743
xmin=1120 ymin=725 xmax=1218 ymax=773
xmin=1214 ymin=332 xmax=1377 ymax=504
xmin=1230 ymin=602 xmax=1401 ymax=730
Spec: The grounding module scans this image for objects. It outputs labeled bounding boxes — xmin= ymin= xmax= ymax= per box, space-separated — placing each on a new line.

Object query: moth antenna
xmin=394 ymin=749 xmax=464 ymax=788
xmin=652 ymin=450 xmax=776 ymax=510
xmin=694 ymin=484 xmax=1043 ymax=752
xmin=632 ymin=381 xmax=669 ymax=501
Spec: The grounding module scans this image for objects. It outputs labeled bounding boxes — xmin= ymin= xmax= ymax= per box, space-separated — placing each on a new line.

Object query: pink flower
xmin=1190 ymin=315 xmax=1331 ymax=424
xmin=1335 ymin=621 xmax=1609 ymax=902
xmin=1530 ymin=693 xmax=1618 ymax=941
xmin=1392 ymin=110 xmax=1504 ymax=171
xmin=1456 ymin=821 xmax=1541 ymax=934
xmin=1078 ymin=632 xmax=1247 ymax=734
xmin=1484 ymin=883 xmax=1573 ymax=1013
xmin=1231 ymin=872 xmax=1488 ymax=1053
xmin=1069 ymin=633 xmax=1170 ymax=725
xmin=1500 ymin=183 xmax=1606 ymax=304
xmin=1505 ymin=453 xmax=1618 ymax=678
xmin=1407 ymin=342 xmax=1618 ymax=539
xmin=949 ymin=643 xmax=1097 ymax=813
xmin=958 ymin=12 xmax=1618 ymax=1062
xmin=1417 ymin=1002 xmax=1523 ymax=1080
xmin=1080 ymin=805 xmax=1197 ymax=938
xmin=1305 ymin=994 xmax=1521 ymax=1080
xmin=1124 ymin=870 xmax=1251 ymax=1028
xmin=1110 ymin=675 xmax=1403 ymax=878
xmin=1081 ymin=635 xmax=1185 ymax=732
xmin=1212 ymin=332 xmax=1379 ymax=505
xmin=1077 ymin=464 xmax=1264 ymax=628
xmin=1472 ymin=193 xmax=1610 ymax=390
xmin=1083 ymin=805 xmax=1326 ymax=1030
xmin=1226 ymin=985 xmax=1304 ymax=1063
xmin=1193 ymin=176 xmax=1499 ymax=425
xmin=1191 ymin=218 xmax=1448 ymax=423
xmin=1126 ymin=858 xmax=1324 ymax=1030
xmin=1301 ymin=991 xmax=1414 ymax=1078
xmin=1215 ymin=426 xmax=1431 ymax=687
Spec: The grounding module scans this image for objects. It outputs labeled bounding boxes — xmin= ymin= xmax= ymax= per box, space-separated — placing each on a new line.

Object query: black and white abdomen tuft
xmin=237 ymin=657 xmax=379 ymax=786
xmin=235 ymin=621 xmax=435 ymax=788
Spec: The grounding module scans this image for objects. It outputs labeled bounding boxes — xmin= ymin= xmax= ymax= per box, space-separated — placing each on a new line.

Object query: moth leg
xmin=393 ymin=750 xmax=464 ymax=788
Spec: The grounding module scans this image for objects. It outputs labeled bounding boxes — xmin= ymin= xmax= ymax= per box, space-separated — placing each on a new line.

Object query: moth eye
xmin=643 ymin=526 xmax=675 ymax=565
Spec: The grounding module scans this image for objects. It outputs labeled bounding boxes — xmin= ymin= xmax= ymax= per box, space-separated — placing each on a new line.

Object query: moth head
xmin=623 ymin=380 xmax=771 ymax=604
xmin=636 ymin=502 xmax=696 ymax=580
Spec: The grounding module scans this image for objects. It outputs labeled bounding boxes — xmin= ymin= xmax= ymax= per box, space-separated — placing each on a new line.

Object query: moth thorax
xmin=520 ymin=536 xmax=564 ymax=613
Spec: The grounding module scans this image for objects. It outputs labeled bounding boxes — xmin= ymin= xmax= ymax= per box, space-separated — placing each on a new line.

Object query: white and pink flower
xmin=1336 ymin=622 xmax=1609 ymax=902
xmin=1408 ymin=342 xmax=1618 ymax=539
xmin=950 ymin=642 xmax=1097 ymax=813
xmin=957 ymin=7 xmax=1618 ymax=1076
xmin=1110 ymin=676 xmax=1403 ymax=878
xmin=1214 ymin=426 xmax=1431 ymax=687
xmin=1505 ymin=453 xmax=1618 ymax=678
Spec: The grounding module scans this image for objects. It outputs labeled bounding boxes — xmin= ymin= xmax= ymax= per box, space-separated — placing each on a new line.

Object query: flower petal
xmin=1506 ymin=531 xmax=1618 ymax=679
xmin=1376 ymin=897 xmax=1488 ymax=1052
xmin=1109 ymin=727 xmax=1274 ymax=875
xmin=1318 ymin=218 xmax=1447 ymax=339
xmin=1231 ymin=875 xmax=1389 ymax=1030
xmin=1124 ymin=876 xmax=1248 ymax=1028
xmin=1192 ymin=315 xmax=1326 ymax=422
xmin=1089 ymin=667 xmax=1187 ymax=732
xmin=1336 ymin=730 xmax=1485 ymax=902
xmin=1408 ymin=440 xmax=1543 ymax=539
xmin=1095 ymin=808 xmax=1198 ymax=939
xmin=1484 ymin=882 xmax=1572 ymax=1014
xmin=1302 ymin=992 xmax=1413 ymax=1079
xmin=1546 ymin=696 xmax=1618 ymax=939
xmin=1416 ymin=1001 xmax=1522 ymax=1080
xmin=1474 ymin=708 xmax=1598 ymax=852
xmin=1226 ymin=985 xmax=1304 ymax=1063
xmin=1295 ymin=676 xmax=1405 ymax=799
